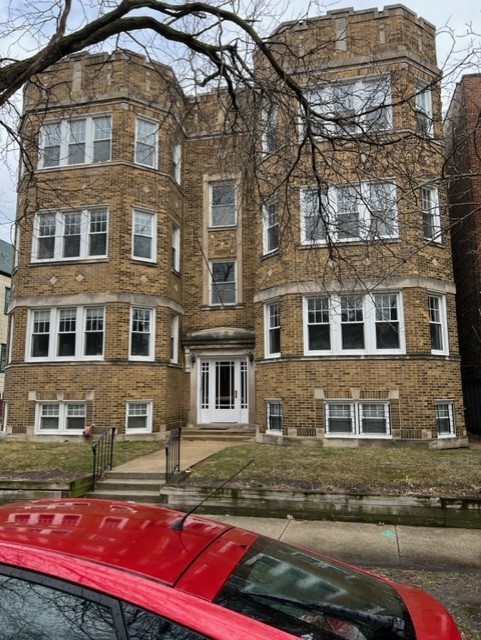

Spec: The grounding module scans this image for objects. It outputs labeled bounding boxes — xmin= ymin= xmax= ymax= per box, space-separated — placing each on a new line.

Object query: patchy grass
xmin=0 ymin=441 xmax=163 ymax=480
xmin=181 ymin=444 xmax=481 ymax=497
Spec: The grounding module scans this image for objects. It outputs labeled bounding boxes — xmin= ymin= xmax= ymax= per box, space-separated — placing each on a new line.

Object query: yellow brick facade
xmin=5 ymin=6 xmax=466 ymax=446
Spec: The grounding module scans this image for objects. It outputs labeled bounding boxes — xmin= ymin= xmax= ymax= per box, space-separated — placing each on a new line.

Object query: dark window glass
xmin=123 ymin=602 xmax=209 ymax=639
xmin=0 ymin=573 xmax=117 ymax=640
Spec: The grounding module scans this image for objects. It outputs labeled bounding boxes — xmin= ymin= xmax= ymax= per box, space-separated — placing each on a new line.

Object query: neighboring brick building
xmin=0 ymin=239 xmax=13 ymax=412
xmin=445 ymin=74 xmax=481 ymax=434
xmin=5 ymin=5 xmax=467 ymax=446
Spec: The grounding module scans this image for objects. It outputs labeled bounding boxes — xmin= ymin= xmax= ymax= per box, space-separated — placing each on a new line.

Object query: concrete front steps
xmin=87 ymin=471 xmax=165 ymax=503
xmin=182 ymin=426 xmax=256 ymax=442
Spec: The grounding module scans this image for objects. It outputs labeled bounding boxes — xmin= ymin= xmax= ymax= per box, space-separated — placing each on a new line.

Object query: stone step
xmin=105 ymin=471 xmax=164 ymax=481
xmin=86 ymin=489 xmax=162 ymax=503
xmin=93 ymin=478 xmax=164 ymax=492
xmin=182 ymin=428 xmax=255 ymax=442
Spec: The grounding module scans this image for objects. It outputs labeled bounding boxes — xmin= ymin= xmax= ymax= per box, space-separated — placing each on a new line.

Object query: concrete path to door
xmin=113 ymin=439 xmax=244 ymax=475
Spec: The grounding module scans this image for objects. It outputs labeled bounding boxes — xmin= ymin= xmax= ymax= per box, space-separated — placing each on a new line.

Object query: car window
xmin=0 ymin=573 xmax=118 ymax=640
xmin=216 ymin=537 xmax=415 ymax=640
xmin=122 ymin=602 xmax=210 ymax=640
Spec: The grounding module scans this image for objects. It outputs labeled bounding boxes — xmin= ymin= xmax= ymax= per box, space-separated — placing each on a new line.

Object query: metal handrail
xmin=165 ymin=427 xmax=181 ymax=481
xmin=91 ymin=427 xmax=116 ymax=491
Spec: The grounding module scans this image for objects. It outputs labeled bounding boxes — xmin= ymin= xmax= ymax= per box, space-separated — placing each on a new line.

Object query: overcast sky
xmin=0 ymin=0 xmax=480 ymax=245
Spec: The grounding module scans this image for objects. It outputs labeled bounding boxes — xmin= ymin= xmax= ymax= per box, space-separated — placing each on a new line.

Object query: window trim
xmin=436 ymin=401 xmax=455 ymax=438
xmin=300 ymin=181 xmax=398 ymax=245
xmin=32 ymin=208 xmax=108 ymax=263
xmin=303 ymin=292 xmax=405 ymax=356
xmin=35 ymin=401 xmax=86 ymax=435
xmin=325 ymin=401 xmax=392 ymax=438
xmin=125 ymin=400 xmax=153 ymax=434
xmin=26 ymin=306 xmax=105 ymax=362
xmin=39 ymin=114 xmax=112 ymax=169
xmin=132 ymin=208 xmax=157 ymax=263
xmin=134 ymin=116 xmax=159 ymax=169
xmin=265 ymin=301 xmax=281 ymax=358
xmin=428 ymin=293 xmax=449 ymax=355
xmin=129 ymin=306 xmax=155 ymax=361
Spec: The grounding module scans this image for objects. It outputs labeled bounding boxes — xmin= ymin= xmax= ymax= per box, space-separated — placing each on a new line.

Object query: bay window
xmin=33 ymin=208 xmax=108 ymax=262
xmin=28 ymin=307 xmax=105 ymax=361
xmin=304 ymin=293 xmax=403 ymax=355
xmin=301 ymin=181 xmax=397 ymax=244
xmin=39 ymin=115 xmax=112 ymax=168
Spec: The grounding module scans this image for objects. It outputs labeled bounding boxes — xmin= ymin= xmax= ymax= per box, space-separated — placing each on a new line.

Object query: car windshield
xmin=215 ymin=537 xmax=415 ymax=640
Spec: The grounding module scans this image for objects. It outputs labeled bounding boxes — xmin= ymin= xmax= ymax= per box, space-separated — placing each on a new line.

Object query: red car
xmin=0 ymin=499 xmax=460 ymax=640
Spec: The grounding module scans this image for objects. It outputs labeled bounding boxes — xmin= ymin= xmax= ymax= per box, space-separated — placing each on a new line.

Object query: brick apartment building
xmin=445 ymin=74 xmax=481 ymax=434
xmin=4 ymin=5 xmax=467 ymax=446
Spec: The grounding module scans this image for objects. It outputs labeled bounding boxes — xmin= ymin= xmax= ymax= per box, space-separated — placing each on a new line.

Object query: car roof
xmin=0 ymin=498 xmax=235 ymax=585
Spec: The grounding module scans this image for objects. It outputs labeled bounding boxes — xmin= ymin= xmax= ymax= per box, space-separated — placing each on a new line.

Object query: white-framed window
xmin=262 ymin=104 xmax=278 ymax=153
xmin=39 ymin=115 xmax=112 ymax=168
xmin=304 ymin=293 xmax=403 ymax=355
xmin=265 ymin=302 xmax=281 ymax=358
xmin=32 ymin=208 xmax=108 ymax=262
xmin=132 ymin=209 xmax=156 ymax=262
xmin=130 ymin=307 xmax=154 ymax=360
xmin=436 ymin=402 xmax=455 ymax=437
xmin=304 ymin=76 xmax=391 ymax=137
xmin=301 ymin=181 xmax=397 ymax=244
xmin=421 ymin=186 xmax=441 ymax=243
xmin=263 ymin=200 xmax=279 ymax=254
xmin=35 ymin=402 xmax=86 ymax=435
xmin=171 ymin=225 xmax=180 ymax=272
xmin=170 ymin=315 xmax=179 ymax=363
xmin=27 ymin=306 xmax=104 ymax=361
xmin=428 ymin=294 xmax=448 ymax=355
xmin=415 ymin=80 xmax=433 ymax=136
xmin=210 ymin=183 xmax=236 ymax=227
xmin=173 ymin=143 xmax=182 ymax=183
xmin=135 ymin=117 xmax=158 ymax=168
xmin=325 ymin=401 xmax=391 ymax=437
xmin=210 ymin=261 xmax=236 ymax=305
xmin=266 ymin=400 xmax=283 ymax=432
xmin=126 ymin=401 xmax=153 ymax=433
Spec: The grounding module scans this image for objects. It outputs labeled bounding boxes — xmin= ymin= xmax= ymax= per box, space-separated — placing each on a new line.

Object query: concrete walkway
xmin=113 ymin=439 xmax=243 ymax=474
xmin=110 ymin=439 xmax=481 ymax=571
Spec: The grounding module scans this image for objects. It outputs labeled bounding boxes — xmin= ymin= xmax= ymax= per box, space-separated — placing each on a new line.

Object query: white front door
xmin=199 ymin=358 xmax=248 ymax=423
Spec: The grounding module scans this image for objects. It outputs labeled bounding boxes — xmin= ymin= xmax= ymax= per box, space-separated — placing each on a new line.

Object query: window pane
xmin=58 ymin=308 xmax=76 ymax=356
xmin=63 ymin=212 xmax=81 ymax=258
xmin=85 ymin=308 xmax=104 ymax=356
xmin=42 ymin=122 xmax=62 ymax=167
xmin=131 ymin=308 xmax=151 ymax=357
xmin=328 ymin=404 xmax=353 ymax=434
xmin=374 ymin=294 xmax=399 ymax=349
xmin=123 ymin=602 xmax=208 ymax=640
xmin=212 ymin=262 xmax=235 ymax=305
xmin=133 ymin=211 xmax=154 ymax=260
xmin=337 ymin=186 xmax=360 ymax=239
xmin=302 ymin=188 xmax=328 ymax=242
xmin=127 ymin=403 xmax=149 ymax=430
xmin=68 ymin=119 xmax=86 ymax=164
xmin=211 ymin=184 xmax=236 ymax=226
xmin=93 ymin=116 xmax=112 ymax=162
xmin=361 ymin=404 xmax=388 ymax=434
xmin=0 ymin=573 xmax=117 ymax=639
xmin=40 ymin=404 xmax=59 ymax=430
xmin=307 ymin=297 xmax=330 ymax=351
xmin=341 ymin=296 xmax=364 ymax=349
xmin=32 ymin=310 xmax=50 ymax=357
xmin=37 ymin=214 xmax=56 ymax=260
xmin=436 ymin=403 xmax=454 ymax=435
xmin=267 ymin=402 xmax=283 ymax=431
xmin=66 ymin=404 xmax=85 ymax=430
xmin=136 ymin=119 xmax=157 ymax=167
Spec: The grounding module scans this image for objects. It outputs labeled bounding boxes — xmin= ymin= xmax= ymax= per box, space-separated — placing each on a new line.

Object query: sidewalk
xmin=112 ymin=439 xmax=481 ymax=570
